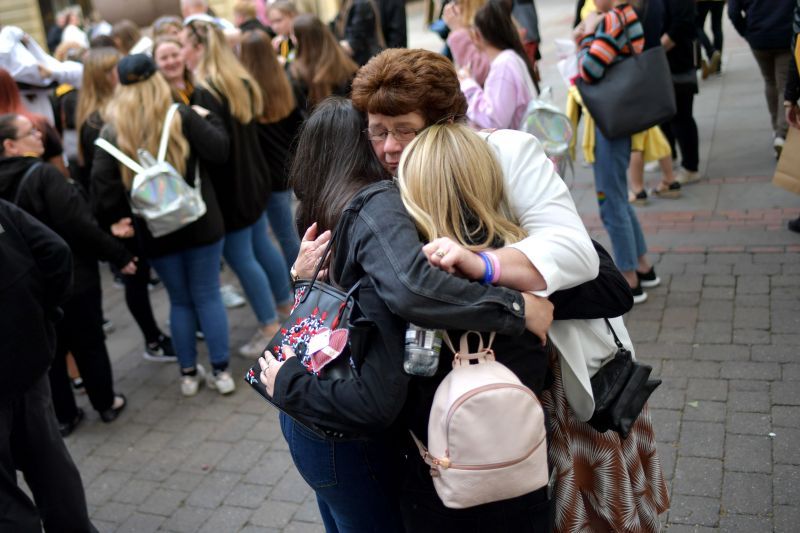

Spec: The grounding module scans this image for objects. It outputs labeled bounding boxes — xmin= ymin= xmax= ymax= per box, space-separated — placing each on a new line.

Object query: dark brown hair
xmin=351 ymin=48 xmax=467 ymax=126
xmin=239 ymin=30 xmax=296 ymax=123
xmin=111 ymin=19 xmax=141 ymax=54
xmin=289 ymin=14 xmax=358 ymax=109
xmin=290 ymin=97 xmax=388 ymax=234
xmin=474 ymin=0 xmax=537 ymax=87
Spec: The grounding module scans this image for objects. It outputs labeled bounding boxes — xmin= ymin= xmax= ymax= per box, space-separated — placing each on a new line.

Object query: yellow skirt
xmin=567 ymin=86 xmax=672 ymax=164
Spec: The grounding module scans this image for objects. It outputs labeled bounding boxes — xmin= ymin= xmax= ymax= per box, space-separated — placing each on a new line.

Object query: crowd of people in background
xmin=2 ymin=0 xmax=799 ymax=530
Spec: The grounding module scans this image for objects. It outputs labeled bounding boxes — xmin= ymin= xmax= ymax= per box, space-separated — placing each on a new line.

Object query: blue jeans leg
xmin=223 ymin=218 xmax=278 ymax=325
xmin=279 ymin=414 xmax=404 ymax=533
xmin=251 ymin=213 xmax=292 ymax=308
xmin=151 ymin=239 xmax=229 ymax=370
xmin=593 ymin=126 xmax=646 ymax=273
xmin=266 ymin=190 xmax=301 ymax=265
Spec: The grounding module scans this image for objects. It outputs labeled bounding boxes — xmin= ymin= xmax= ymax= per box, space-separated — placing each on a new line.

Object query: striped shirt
xmin=578 ymin=4 xmax=645 ymax=84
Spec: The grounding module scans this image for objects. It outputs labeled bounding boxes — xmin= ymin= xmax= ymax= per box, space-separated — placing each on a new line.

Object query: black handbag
xmin=244 ymin=228 xmax=371 ymax=437
xmin=575 ymin=11 xmax=676 ymax=139
xmin=587 ymin=319 xmax=661 ymax=439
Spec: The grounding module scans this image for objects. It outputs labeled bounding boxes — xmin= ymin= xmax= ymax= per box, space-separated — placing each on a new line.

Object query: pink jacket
xmin=447 ymin=28 xmax=491 ymax=87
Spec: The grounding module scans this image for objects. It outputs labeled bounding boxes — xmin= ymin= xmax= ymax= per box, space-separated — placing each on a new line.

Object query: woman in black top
xmin=181 ymin=18 xmax=294 ymax=360
xmin=92 ymin=55 xmax=233 ymax=397
xmin=239 ymin=29 xmax=303 ymax=265
xmin=333 ymin=0 xmax=386 ymax=66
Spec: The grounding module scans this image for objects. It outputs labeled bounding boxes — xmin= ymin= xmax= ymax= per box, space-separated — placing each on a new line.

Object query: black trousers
xmin=0 ymin=376 xmax=96 ymax=532
xmin=48 ymin=284 xmax=115 ymax=423
xmin=122 ymin=257 xmax=162 ymax=344
xmin=696 ymin=1 xmax=724 ymax=59
xmin=660 ymin=82 xmax=700 ymax=172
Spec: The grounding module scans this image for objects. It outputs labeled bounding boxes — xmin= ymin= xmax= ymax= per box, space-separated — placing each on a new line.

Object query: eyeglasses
xmin=15 ymin=127 xmax=39 ymax=140
xmin=364 ymin=126 xmax=422 ymax=143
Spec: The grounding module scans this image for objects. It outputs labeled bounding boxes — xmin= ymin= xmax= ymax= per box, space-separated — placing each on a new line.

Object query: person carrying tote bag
xmin=575 ymin=1 xmax=676 ymax=139
xmin=573 ymin=0 xmax=662 ymax=305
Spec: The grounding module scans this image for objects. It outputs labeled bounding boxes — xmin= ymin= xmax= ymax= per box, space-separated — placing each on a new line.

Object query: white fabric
xmin=479 ymin=129 xmax=599 ymax=296
xmin=61 ymin=25 xmax=89 ymax=49
xmin=0 ymin=26 xmax=83 ymax=88
xmin=548 ymin=316 xmax=635 ymax=422
xmin=129 ymin=36 xmax=154 ymax=56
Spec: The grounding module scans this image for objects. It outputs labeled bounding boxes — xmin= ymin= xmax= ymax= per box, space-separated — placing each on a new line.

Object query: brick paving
xmin=17 ymin=1 xmax=798 ymax=531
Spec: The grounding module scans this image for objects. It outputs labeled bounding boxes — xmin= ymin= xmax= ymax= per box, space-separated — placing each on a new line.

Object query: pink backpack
xmin=411 ymin=331 xmax=549 ymax=509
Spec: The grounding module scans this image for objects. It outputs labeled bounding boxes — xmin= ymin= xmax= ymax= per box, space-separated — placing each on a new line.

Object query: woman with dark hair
xmin=289 ymin=14 xmax=359 ymax=112
xmin=258 ymin=97 xmax=553 ymax=531
xmin=239 ymin=29 xmax=303 ymax=265
xmin=458 ymin=0 xmax=538 ymax=130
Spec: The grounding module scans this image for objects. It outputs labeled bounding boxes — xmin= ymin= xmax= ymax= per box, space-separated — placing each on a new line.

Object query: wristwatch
xmin=784 ymin=100 xmax=796 ymax=109
xmin=290 ymin=265 xmax=300 ymax=284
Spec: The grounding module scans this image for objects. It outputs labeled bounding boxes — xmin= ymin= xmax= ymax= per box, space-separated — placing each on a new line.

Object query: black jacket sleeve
xmin=90 ymin=133 xmax=133 ymax=232
xmin=179 ymin=104 xmax=230 ymax=165
xmin=338 ymin=188 xmax=527 ymax=335
xmin=4 ymin=199 xmax=73 ymax=311
xmin=22 ymin=164 xmax=132 ymax=268
xmin=345 ymin=0 xmax=382 ymax=64
xmin=549 ymin=240 xmax=634 ymax=319
xmin=272 ymin=283 xmax=410 ymax=432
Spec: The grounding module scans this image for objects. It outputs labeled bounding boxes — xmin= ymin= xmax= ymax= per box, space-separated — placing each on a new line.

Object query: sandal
xmin=650 ymin=181 xmax=681 ymax=199
xmin=629 ymin=189 xmax=648 ymax=206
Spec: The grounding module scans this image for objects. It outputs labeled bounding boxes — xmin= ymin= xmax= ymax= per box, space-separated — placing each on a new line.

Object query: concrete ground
xmin=21 ymin=1 xmax=799 ymax=531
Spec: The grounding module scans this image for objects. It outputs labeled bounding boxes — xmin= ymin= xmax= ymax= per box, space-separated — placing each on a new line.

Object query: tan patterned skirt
xmin=541 ymin=356 xmax=670 ymax=533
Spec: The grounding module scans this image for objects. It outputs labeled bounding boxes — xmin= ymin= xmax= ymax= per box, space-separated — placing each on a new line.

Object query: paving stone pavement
xmin=18 ymin=1 xmax=799 ymax=531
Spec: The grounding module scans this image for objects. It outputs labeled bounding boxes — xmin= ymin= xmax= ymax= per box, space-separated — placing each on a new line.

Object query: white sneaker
xmin=207 ymin=370 xmax=236 ymax=395
xmin=774 ymin=136 xmax=785 ymax=158
xmin=181 ymin=365 xmax=206 ymax=397
xmin=238 ymin=327 xmax=274 ymax=358
xmin=220 ymin=284 xmax=246 ymax=308
xmin=675 ymin=168 xmax=700 ymax=185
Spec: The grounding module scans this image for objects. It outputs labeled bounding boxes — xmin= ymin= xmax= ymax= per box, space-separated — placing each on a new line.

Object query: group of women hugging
xmin=260 ymin=48 xmax=668 ymax=532
xmin=60 ymin=9 xmax=669 ymax=533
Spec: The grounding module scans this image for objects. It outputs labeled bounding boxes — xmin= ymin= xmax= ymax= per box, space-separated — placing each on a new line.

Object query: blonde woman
xmin=180 ymin=18 xmax=293 ymax=358
xmin=397 ymin=123 xmax=668 ymax=532
xmin=153 ymin=36 xmax=195 ymax=104
xmin=77 ymin=47 xmax=176 ymax=363
xmin=91 ymin=54 xmax=233 ymax=396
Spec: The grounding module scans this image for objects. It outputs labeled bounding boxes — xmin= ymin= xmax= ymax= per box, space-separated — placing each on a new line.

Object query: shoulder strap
xmin=158 ymin=103 xmax=180 ymax=162
xmin=14 ymin=162 xmax=43 ymax=204
xmin=94 ymin=138 xmax=145 ymax=174
xmin=603 ymin=317 xmax=624 ymax=349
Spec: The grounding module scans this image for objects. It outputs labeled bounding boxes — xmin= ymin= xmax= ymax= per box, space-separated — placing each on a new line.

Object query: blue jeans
xmin=280 ymin=414 xmax=405 ymax=533
xmin=150 ymin=239 xmax=229 ymax=371
xmin=593 ymin=126 xmax=647 ymax=272
xmin=266 ymin=190 xmax=300 ymax=265
xmin=223 ymin=214 xmax=291 ymax=325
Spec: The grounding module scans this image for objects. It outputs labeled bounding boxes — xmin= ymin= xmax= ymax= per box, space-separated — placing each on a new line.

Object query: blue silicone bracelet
xmin=479 ymin=252 xmax=493 ymax=285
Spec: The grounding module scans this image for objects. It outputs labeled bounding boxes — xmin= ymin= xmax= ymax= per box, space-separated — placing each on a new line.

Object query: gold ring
xmin=435 ymin=249 xmax=447 ymax=258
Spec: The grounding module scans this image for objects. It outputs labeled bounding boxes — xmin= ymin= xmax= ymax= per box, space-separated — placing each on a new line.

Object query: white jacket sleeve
xmin=481 ymin=129 xmax=599 ymax=296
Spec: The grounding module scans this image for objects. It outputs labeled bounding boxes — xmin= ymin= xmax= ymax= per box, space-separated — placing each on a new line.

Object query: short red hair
xmin=351 ymin=49 xmax=467 ymax=126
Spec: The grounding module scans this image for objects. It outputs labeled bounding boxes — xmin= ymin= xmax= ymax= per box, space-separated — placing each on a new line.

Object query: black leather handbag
xmin=588 ymin=319 xmax=661 ymax=439
xmin=575 ymin=11 xmax=676 ymax=139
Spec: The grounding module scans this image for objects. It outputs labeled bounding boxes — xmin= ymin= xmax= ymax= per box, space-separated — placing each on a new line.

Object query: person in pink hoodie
xmin=443 ymin=0 xmax=491 ymax=85
xmin=458 ymin=0 xmax=538 ymax=130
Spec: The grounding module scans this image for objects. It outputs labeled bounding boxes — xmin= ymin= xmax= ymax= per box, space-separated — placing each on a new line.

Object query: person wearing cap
xmin=91 ymin=54 xmax=234 ymax=397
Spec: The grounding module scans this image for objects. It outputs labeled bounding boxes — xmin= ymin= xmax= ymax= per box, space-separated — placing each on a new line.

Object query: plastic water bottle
xmin=404 ymin=324 xmax=442 ymax=377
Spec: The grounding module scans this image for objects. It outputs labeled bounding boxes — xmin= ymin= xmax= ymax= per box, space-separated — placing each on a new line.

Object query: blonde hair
xmin=397 ymin=124 xmax=525 ymax=250
xmin=105 ymin=72 xmax=190 ymax=189
xmin=76 ymin=47 xmax=122 ymax=162
xmin=460 ymin=0 xmax=488 ymax=26
xmin=185 ymin=20 xmax=262 ymax=123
